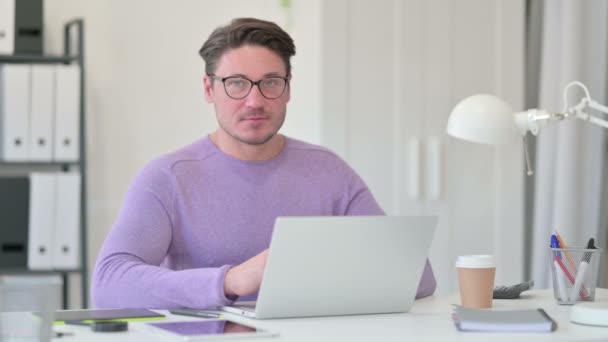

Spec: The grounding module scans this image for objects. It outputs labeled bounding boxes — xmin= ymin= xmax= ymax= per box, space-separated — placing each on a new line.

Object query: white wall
xmin=44 ymin=0 xmax=322 ymax=307
xmin=321 ymin=0 xmax=525 ymax=294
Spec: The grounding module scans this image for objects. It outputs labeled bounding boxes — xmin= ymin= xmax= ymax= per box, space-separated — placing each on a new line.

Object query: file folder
xmin=53 ymin=64 xmax=80 ymax=162
xmin=27 ymin=173 xmax=56 ymax=270
xmin=29 ymin=65 xmax=55 ymax=161
xmin=0 ymin=64 xmax=30 ymax=161
xmin=52 ymin=172 xmax=80 ymax=269
xmin=0 ymin=0 xmax=16 ymax=54
xmin=0 ymin=177 xmax=30 ymax=268
xmin=13 ymin=0 xmax=43 ymax=54
xmin=0 ymin=0 xmax=43 ymax=55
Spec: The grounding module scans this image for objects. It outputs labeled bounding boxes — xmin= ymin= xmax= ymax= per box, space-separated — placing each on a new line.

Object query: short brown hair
xmin=199 ymin=18 xmax=296 ymax=76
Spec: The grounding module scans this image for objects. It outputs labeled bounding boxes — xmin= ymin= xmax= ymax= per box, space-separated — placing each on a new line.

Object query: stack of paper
xmin=452 ymin=305 xmax=557 ymax=333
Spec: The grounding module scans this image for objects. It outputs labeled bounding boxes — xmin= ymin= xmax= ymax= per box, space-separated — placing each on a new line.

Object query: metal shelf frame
xmin=0 ymin=19 xmax=88 ymax=309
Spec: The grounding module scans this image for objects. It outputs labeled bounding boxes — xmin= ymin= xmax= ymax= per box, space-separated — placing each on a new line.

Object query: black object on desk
xmin=53 ymin=331 xmax=74 ymax=338
xmin=493 ymin=280 xmax=534 ymax=299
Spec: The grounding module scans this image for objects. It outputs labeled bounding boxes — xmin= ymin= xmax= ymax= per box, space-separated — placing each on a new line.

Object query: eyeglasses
xmin=208 ymin=74 xmax=289 ymax=100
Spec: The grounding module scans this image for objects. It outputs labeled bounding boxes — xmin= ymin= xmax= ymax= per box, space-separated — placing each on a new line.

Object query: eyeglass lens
xmin=223 ymin=77 xmax=287 ymax=99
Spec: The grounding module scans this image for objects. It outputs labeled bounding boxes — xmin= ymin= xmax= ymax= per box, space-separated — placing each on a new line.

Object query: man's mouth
xmin=242 ymin=115 xmax=268 ymax=121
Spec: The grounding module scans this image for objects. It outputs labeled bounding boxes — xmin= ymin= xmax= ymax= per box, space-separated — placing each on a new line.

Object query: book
xmin=452 ymin=305 xmax=557 ymax=333
xmin=34 ymin=308 xmax=165 ymax=323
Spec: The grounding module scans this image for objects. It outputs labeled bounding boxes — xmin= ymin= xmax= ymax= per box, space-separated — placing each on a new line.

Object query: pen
xmin=570 ymin=238 xmax=595 ymax=301
xmin=554 ymin=260 xmax=569 ymax=301
xmin=551 ymin=235 xmax=581 ymax=301
xmin=588 ymin=238 xmax=596 ymax=249
xmin=551 ymin=235 xmax=576 ymax=283
xmin=554 ymin=231 xmax=590 ymax=299
xmin=555 ymin=230 xmax=577 ymax=272
xmin=169 ymin=308 xmax=223 ymax=319
xmin=570 ymin=258 xmax=589 ymax=301
xmin=550 ymin=235 xmax=561 ymax=259
xmin=553 ymin=255 xmax=574 ymax=284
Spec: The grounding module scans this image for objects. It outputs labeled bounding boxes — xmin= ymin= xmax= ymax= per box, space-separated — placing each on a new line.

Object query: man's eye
xmin=263 ymin=79 xmax=281 ymax=87
xmin=227 ymin=79 xmax=246 ymax=87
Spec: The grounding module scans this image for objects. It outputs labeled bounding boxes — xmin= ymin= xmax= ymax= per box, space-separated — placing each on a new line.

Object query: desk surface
xmin=4 ymin=289 xmax=608 ymax=341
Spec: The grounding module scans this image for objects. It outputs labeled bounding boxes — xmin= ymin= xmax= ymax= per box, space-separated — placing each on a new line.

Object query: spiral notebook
xmin=452 ymin=306 xmax=557 ymax=333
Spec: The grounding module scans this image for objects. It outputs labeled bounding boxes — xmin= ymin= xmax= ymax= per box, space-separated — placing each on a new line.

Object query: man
xmin=92 ymin=18 xmax=436 ymax=309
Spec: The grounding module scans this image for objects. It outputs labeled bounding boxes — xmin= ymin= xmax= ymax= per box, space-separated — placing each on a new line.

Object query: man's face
xmin=204 ymin=45 xmax=290 ymax=146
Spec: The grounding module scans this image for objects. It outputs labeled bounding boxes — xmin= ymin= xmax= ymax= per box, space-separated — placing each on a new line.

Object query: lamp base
xmin=571 ymin=302 xmax=608 ymax=327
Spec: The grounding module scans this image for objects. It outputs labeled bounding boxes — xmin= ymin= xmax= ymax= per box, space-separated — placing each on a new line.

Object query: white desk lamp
xmin=446 ymin=81 xmax=608 ymax=175
xmin=448 ymin=81 xmax=608 ymax=326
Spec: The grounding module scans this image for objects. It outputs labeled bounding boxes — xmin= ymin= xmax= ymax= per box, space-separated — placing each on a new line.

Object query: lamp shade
xmin=447 ymin=94 xmax=520 ymax=145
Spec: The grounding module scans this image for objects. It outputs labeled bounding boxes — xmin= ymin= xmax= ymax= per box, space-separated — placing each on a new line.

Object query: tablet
xmin=140 ymin=320 xmax=278 ymax=341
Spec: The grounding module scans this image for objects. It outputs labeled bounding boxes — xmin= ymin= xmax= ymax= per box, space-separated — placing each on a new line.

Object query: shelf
xmin=0 ymin=161 xmax=80 ymax=167
xmin=0 ymin=54 xmax=78 ymax=64
xmin=0 ymin=268 xmax=82 ymax=274
xmin=0 ymin=19 xmax=88 ymax=309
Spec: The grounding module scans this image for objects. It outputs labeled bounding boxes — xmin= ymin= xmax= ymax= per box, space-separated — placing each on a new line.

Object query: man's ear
xmin=203 ymin=75 xmax=214 ymax=103
xmin=285 ymin=74 xmax=292 ymax=102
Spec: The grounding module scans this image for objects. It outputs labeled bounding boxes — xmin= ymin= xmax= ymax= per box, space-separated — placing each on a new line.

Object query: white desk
xmin=5 ymin=289 xmax=608 ymax=341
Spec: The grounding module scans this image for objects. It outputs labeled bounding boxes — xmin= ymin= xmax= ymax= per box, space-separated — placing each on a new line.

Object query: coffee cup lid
xmin=455 ymin=255 xmax=496 ymax=268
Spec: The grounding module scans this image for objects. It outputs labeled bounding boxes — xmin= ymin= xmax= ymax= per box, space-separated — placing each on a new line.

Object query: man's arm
xmin=91 ymin=162 xmax=235 ymax=309
xmin=223 ymin=249 xmax=268 ymax=297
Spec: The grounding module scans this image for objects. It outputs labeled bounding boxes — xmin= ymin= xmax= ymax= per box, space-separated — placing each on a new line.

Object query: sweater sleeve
xmin=91 ymin=161 xmax=234 ymax=309
xmin=415 ymin=259 xmax=437 ymax=299
xmin=344 ymin=166 xmax=437 ymax=299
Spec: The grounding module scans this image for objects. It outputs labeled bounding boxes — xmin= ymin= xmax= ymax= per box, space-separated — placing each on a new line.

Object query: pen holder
xmin=0 ymin=276 xmax=61 ymax=342
xmin=549 ymin=246 xmax=602 ymax=305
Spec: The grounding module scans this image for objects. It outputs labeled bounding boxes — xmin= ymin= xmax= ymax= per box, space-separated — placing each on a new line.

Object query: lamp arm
xmin=569 ymin=96 xmax=608 ymax=129
xmin=562 ymin=81 xmax=592 ymax=112
xmin=516 ymin=93 xmax=608 ymax=177
xmin=516 ymin=109 xmax=557 ymax=136
xmin=575 ymin=111 xmax=608 ymax=129
xmin=587 ymin=100 xmax=608 ymax=116
xmin=521 ymin=83 xmax=608 ymax=134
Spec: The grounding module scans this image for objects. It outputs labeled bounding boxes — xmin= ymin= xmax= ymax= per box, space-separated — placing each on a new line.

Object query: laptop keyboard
xmin=233 ymin=303 xmax=256 ymax=310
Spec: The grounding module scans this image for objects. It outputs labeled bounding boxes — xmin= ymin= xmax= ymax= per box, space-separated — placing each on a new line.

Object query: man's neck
xmin=209 ymin=131 xmax=285 ymax=161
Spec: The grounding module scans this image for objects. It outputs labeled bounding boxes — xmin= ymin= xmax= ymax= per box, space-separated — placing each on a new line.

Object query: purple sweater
xmin=92 ymin=136 xmax=436 ymax=309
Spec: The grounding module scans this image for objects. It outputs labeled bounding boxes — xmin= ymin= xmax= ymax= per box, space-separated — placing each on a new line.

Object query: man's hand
xmin=224 ymin=249 xmax=269 ymax=297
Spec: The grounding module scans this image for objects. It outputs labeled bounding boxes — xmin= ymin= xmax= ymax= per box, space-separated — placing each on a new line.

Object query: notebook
xmin=452 ymin=306 xmax=557 ymax=332
xmin=219 ymin=215 xmax=438 ymax=319
xmin=37 ymin=308 xmax=165 ymax=323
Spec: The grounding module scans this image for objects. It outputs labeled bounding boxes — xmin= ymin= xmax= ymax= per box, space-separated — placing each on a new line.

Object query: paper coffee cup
xmin=456 ymin=255 xmax=496 ymax=308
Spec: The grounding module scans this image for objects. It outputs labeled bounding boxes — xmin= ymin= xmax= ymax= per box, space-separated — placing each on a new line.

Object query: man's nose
xmin=245 ymin=85 xmax=265 ymax=108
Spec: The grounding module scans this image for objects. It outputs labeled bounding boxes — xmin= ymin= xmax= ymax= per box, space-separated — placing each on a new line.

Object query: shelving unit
xmin=0 ymin=19 xmax=88 ymax=308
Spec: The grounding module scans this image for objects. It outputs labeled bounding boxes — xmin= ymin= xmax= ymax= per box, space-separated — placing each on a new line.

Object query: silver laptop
xmin=218 ymin=215 xmax=437 ymax=319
